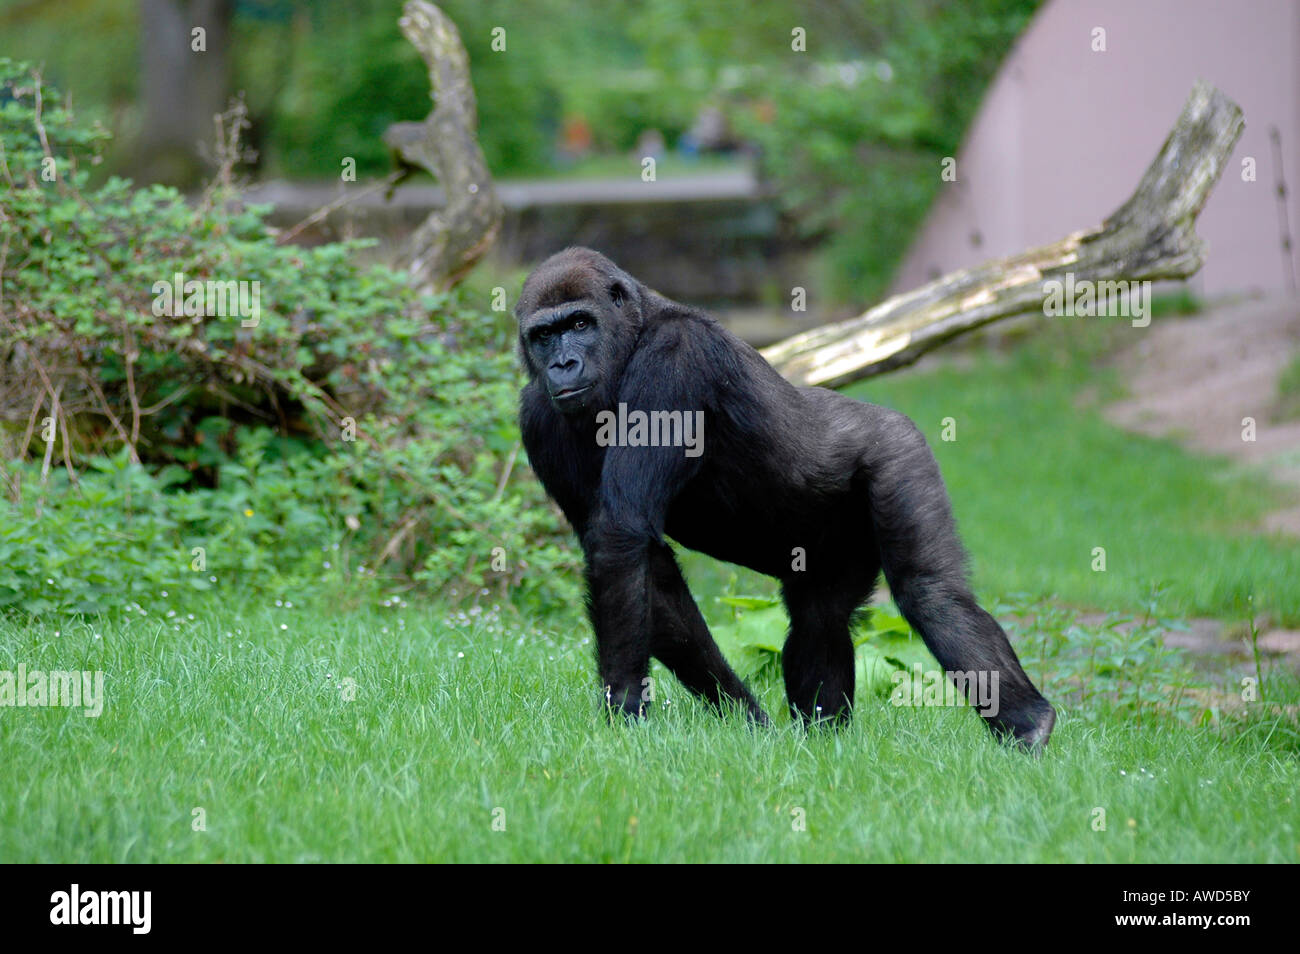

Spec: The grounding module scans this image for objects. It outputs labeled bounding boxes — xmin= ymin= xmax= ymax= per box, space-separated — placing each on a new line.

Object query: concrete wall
xmin=892 ymin=0 xmax=1300 ymax=297
xmin=248 ymin=173 xmax=799 ymax=307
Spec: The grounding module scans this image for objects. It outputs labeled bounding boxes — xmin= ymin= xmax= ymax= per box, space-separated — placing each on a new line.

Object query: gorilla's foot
xmin=788 ymin=699 xmax=854 ymax=730
xmin=990 ymin=699 xmax=1056 ymax=754
xmin=601 ymin=685 xmax=647 ymax=722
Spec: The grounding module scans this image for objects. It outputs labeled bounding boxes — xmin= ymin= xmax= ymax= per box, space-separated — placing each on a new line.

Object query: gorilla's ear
xmin=609 ymin=281 xmax=627 ymax=308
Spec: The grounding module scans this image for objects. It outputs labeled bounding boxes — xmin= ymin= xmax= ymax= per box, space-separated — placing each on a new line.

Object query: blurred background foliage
xmin=3 ymin=0 xmax=1039 ymax=301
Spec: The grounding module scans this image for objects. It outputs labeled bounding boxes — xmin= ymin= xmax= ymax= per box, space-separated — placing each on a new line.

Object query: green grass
xmin=2 ymin=606 xmax=1296 ymax=863
xmin=847 ymin=324 xmax=1300 ymax=625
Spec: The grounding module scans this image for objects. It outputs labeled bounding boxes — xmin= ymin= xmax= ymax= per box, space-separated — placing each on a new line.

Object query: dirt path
xmin=1106 ymin=294 xmax=1300 ymax=532
xmin=1103 ymin=294 xmax=1300 ymax=673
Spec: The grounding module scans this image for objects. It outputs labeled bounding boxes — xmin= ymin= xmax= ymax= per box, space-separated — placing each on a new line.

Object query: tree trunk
xmin=138 ymin=0 xmax=233 ymax=187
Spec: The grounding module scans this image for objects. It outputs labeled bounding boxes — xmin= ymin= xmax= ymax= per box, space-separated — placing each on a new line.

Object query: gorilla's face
xmin=516 ymin=249 xmax=642 ymax=417
xmin=523 ymin=310 xmax=602 ymax=414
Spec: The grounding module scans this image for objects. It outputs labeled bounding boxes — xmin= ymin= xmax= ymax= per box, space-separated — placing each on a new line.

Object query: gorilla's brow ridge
xmin=522 ymin=302 xmax=593 ymax=332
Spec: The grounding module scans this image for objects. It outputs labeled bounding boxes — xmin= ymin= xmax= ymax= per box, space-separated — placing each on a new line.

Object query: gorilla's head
xmin=515 ymin=247 xmax=647 ymax=416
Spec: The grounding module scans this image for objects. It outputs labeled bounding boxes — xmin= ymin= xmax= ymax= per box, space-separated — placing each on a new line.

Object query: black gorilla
xmin=516 ymin=247 xmax=1055 ymax=749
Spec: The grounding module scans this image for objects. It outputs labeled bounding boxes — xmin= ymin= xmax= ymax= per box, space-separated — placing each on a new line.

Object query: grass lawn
xmin=3 ymin=319 xmax=1298 ymax=863
xmin=1 ymin=607 xmax=1296 ymax=863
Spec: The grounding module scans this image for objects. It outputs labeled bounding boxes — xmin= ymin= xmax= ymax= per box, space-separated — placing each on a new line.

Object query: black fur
xmin=516 ymin=247 xmax=1056 ymax=749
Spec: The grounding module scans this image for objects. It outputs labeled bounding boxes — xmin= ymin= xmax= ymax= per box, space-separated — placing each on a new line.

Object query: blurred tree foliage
xmin=3 ymin=0 xmax=1038 ymax=300
xmin=619 ymin=0 xmax=1041 ymax=300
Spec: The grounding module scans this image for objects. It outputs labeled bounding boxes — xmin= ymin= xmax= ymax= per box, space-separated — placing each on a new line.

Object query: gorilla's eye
xmin=535 ymin=327 xmax=552 ymax=342
xmin=573 ymin=318 xmax=589 ymax=331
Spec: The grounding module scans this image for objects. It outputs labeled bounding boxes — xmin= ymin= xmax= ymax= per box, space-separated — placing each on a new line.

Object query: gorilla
xmin=516 ymin=247 xmax=1055 ymax=749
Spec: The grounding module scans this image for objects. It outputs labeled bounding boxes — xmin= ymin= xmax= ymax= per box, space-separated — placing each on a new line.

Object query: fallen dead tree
xmin=760 ymin=81 xmax=1244 ymax=388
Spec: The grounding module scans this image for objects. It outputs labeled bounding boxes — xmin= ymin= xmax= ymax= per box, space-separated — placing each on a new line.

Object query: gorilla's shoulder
xmin=640 ymin=303 xmax=738 ymax=362
xmin=643 ymin=297 xmax=725 ymax=339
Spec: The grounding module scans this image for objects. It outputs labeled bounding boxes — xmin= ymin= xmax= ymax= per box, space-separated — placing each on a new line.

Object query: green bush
xmin=725 ymin=0 xmax=1041 ymax=303
xmin=0 ymin=60 xmax=580 ymax=616
xmin=261 ymin=2 xmax=560 ymax=179
xmin=1276 ymin=351 xmax=1300 ymax=421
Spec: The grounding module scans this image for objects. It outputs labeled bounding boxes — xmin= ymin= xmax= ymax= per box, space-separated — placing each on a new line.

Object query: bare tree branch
xmin=385 ymin=0 xmax=503 ymax=293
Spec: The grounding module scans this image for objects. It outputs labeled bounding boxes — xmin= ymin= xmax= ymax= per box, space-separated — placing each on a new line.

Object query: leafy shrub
xmin=0 ymin=445 xmax=336 ymax=616
xmin=0 ymin=60 xmax=580 ymax=615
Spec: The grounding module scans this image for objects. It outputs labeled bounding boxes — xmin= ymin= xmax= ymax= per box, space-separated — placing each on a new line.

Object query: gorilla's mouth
xmin=553 ymin=385 xmax=592 ymax=400
xmin=550 ymin=385 xmax=594 ymax=414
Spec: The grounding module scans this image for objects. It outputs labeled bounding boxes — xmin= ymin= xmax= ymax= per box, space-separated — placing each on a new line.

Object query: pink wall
xmin=892 ymin=0 xmax=1300 ymax=297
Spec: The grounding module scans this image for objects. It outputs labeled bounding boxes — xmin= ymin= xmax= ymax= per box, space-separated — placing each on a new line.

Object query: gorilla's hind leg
xmin=781 ymin=572 xmax=876 ymax=727
xmin=861 ymin=408 xmax=1056 ymax=749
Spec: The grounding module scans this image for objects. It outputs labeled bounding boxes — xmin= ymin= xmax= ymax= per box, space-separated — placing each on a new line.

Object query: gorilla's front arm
xmin=576 ymin=336 xmax=708 ymax=716
xmin=580 ymin=447 xmax=673 ymax=716
xmin=582 ymin=437 xmax=771 ymax=722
